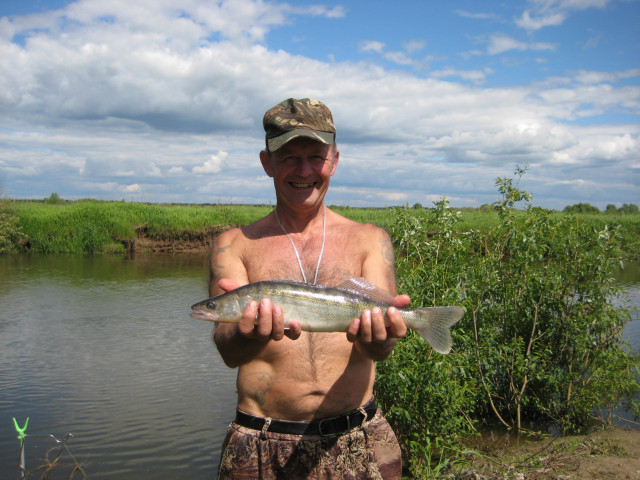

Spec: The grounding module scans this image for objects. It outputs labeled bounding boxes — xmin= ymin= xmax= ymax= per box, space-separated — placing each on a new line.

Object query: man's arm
xmin=210 ymin=230 xmax=301 ymax=368
xmin=346 ymin=226 xmax=408 ymax=361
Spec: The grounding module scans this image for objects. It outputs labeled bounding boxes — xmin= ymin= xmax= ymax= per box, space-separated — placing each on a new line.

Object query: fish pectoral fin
xmin=337 ymin=277 xmax=396 ymax=305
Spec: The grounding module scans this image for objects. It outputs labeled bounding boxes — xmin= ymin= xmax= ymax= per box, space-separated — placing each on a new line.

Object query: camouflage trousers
xmin=217 ymin=409 xmax=402 ymax=480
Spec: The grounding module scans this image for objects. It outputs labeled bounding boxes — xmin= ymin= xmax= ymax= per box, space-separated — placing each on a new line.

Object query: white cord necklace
xmin=274 ymin=205 xmax=326 ymax=285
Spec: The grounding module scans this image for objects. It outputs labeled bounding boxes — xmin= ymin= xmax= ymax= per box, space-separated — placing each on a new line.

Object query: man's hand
xmin=346 ymin=294 xmax=409 ymax=360
xmin=218 ymin=278 xmax=302 ymax=341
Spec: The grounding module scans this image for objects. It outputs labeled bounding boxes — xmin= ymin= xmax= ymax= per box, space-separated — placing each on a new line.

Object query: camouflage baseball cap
xmin=263 ymin=98 xmax=336 ymax=152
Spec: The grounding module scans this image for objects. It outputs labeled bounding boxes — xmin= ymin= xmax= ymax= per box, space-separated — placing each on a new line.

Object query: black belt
xmin=234 ymin=398 xmax=377 ymax=436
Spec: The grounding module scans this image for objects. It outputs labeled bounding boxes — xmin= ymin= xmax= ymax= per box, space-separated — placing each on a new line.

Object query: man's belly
xmin=235 ymin=333 xmax=376 ymax=420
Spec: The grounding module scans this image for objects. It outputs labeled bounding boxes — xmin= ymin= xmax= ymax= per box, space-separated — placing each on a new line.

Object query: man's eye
xmin=277 ymin=157 xmax=297 ymax=165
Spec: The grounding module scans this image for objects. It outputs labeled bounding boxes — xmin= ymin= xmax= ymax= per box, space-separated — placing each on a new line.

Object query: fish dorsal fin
xmin=337 ymin=277 xmax=396 ymax=305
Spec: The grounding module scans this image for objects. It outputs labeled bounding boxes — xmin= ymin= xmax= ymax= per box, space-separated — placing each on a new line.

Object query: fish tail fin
xmin=409 ymin=306 xmax=464 ymax=354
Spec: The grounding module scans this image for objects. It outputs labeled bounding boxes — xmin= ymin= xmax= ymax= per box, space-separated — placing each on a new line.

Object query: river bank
xmin=457 ymin=426 xmax=640 ymax=480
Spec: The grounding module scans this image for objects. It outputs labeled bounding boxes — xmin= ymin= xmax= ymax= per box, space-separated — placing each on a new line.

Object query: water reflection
xmin=615 ymin=260 xmax=640 ymax=352
xmin=0 ymin=255 xmax=237 ymax=479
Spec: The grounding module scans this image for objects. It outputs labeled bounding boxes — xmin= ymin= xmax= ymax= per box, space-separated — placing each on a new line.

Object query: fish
xmin=190 ymin=277 xmax=464 ymax=354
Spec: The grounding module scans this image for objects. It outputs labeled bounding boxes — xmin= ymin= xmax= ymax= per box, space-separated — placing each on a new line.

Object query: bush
xmin=0 ymin=197 xmax=25 ymax=253
xmin=563 ymin=203 xmax=600 ymax=214
xmin=376 ymin=167 xmax=639 ymax=477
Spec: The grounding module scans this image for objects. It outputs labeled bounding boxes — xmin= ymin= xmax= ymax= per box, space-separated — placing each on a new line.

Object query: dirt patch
xmin=457 ymin=427 xmax=640 ymax=480
xmin=117 ymin=224 xmax=233 ymax=254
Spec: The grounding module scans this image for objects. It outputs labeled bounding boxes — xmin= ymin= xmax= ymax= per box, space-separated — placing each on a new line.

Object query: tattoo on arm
xmin=209 ymin=244 xmax=230 ymax=293
xmin=379 ymin=233 xmax=397 ymax=286
xmin=379 ymin=234 xmax=395 ymax=269
xmin=212 ymin=244 xmax=230 ymax=273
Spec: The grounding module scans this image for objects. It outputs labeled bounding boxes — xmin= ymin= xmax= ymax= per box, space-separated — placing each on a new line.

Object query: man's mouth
xmin=290 ymin=182 xmax=317 ymax=188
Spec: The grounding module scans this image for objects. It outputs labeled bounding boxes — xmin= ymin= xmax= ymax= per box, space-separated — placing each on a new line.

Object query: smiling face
xmin=260 ymin=137 xmax=339 ymax=213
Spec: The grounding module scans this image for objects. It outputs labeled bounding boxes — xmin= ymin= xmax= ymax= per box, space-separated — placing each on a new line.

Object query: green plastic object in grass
xmin=13 ymin=417 xmax=29 ymax=442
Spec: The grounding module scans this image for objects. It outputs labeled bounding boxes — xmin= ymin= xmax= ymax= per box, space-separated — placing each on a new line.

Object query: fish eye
xmin=206 ymin=301 xmax=217 ymax=310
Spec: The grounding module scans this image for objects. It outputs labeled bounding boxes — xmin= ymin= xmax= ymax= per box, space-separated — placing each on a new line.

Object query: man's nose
xmin=295 ymin=157 xmax=314 ymax=175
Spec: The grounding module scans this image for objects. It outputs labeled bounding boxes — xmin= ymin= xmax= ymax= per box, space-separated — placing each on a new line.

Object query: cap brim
xmin=267 ymin=129 xmax=335 ymax=152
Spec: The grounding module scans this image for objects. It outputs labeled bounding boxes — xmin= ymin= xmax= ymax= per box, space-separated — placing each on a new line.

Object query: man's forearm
xmin=213 ymin=323 xmax=267 ymax=368
xmin=355 ymin=338 xmax=398 ymax=361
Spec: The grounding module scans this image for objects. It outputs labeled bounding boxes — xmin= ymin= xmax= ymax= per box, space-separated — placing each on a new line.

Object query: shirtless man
xmin=210 ymin=98 xmax=409 ymax=479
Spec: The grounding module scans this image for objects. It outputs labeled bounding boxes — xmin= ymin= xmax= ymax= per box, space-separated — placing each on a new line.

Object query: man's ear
xmin=259 ymin=150 xmax=274 ymax=177
xmin=330 ymin=149 xmax=339 ymax=176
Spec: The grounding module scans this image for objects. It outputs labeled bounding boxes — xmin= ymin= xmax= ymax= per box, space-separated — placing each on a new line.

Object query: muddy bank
xmin=119 ymin=225 xmax=231 ymax=254
xmin=456 ymin=426 xmax=640 ymax=480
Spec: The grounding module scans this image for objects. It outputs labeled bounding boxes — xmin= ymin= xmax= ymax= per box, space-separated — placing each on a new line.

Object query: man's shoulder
xmin=216 ymin=214 xmax=276 ymax=245
xmin=332 ymin=211 xmax=388 ymax=236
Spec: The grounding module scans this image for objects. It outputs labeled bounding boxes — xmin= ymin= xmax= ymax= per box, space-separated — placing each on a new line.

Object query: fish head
xmin=190 ymin=293 xmax=241 ymax=323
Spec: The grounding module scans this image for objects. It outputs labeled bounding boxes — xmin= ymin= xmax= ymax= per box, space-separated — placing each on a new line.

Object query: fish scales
xmin=190 ymin=278 xmax=464 ymax=354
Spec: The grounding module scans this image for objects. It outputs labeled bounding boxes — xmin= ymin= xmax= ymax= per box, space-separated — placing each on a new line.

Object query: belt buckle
xmin=318 ymin=414 xmax=351 ymax=436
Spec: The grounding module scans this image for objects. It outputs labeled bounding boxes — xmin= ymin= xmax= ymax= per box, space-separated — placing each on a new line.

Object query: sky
xmin=0 ymin=0 xmax=638 ymax=210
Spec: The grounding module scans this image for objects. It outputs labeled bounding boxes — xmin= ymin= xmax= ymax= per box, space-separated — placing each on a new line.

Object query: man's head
xmin=263 ymin=98 xmax=336 ymax=153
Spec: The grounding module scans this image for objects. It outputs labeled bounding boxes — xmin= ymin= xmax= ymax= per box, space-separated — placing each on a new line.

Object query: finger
xmin=387 ymin=307 xmax=407 ymax=338
xmin=346 ymin=316 xmax=361 ymax=342
xmin=256 ymin=297 xmax=273 ymax=337
xmin=285 ymin=319 xmax=302 ymax=340
xmin=359 ymin=309 xmax=372 ymax=344
xmin=219 ymin=278 xmax=241 ymax=292
xmin=271 ymin=304 xmax=284 ymax=340
xmin=392 ymin=294 xmax=411 ymax=308
xmin=238 ymin=300 xmax=258 ymax=336
xmin=370 ymin=307 xmax=388 ymax=342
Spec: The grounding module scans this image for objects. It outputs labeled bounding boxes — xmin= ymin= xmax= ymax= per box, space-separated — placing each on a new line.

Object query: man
xmin=210 ymin=97 xmax=409 ymax=479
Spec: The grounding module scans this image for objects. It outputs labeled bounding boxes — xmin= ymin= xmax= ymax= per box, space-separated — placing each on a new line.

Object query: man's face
xmin=260 ymin=137 xmax=339 ymax=211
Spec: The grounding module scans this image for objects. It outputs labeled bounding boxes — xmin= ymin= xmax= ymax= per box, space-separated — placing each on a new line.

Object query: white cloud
xmin=0 ymin=0 xmax=637 ymax=210
xmin=359 ymin=40 xmax=385 ymax=54
xmin=455 ymin=10 xmax=502 ymax=21
xmin=431 ymin=67 xmax=494 ymax=84
xmin=403 ymin=39 xmax=427 ymax=54
xmin=358 ymin=38 xmax=428 ymax=67
xmin=487 ymin=33 xmax=556 ymax=55
xmin=515 ymin=10 xmax=567 ymax=30
xmin=193 ymin=151 xmax=228 ymax=174
xmin=516 ymin=0 xmax=611 ymax=31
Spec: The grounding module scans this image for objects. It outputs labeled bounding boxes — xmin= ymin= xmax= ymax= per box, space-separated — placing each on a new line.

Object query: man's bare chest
xmin=241 ymin=234 xmax=365 ymax=286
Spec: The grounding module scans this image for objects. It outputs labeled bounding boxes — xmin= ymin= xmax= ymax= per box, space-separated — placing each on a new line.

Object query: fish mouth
xmin=190 ymin=310 xmax=219 ymax=322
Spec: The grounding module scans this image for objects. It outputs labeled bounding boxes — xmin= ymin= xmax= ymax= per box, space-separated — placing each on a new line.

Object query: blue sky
xmin=0 ymin=0 xmax=638 ymax=209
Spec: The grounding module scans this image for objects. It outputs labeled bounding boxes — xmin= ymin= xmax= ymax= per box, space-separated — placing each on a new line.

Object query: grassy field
xmin=3 ymin=200 xmax=640 ymax=258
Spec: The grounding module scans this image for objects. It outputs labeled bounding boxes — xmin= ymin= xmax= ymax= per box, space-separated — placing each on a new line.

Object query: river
xmin=0 ymin=255 xmax=638 ymax=479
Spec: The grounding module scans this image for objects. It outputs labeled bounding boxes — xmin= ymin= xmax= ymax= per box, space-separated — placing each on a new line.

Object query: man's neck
xmin=274 ymin=203 xmax=326 ymax=234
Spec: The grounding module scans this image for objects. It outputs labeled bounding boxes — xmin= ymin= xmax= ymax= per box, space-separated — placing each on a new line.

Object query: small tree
xmin=605 ymin=204 xmax=618 ymax=214
xmin=619 ymin=203 xmax=639 ymax=214
xmin=45 ymin=192 xmax=63 ymax=204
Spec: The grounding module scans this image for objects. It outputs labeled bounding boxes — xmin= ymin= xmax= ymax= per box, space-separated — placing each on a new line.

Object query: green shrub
xmin=377 ymin=167 xmax=639 ymax=477
xmin=0 ymin=197 xmax=25 ymax=253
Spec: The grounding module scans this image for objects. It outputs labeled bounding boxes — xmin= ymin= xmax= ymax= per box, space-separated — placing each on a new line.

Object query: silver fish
xmin=190 ymin=277 xmax=464 ymax=354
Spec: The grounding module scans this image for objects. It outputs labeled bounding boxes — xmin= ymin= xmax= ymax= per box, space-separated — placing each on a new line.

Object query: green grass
xmin=7 ymin=200 xmax=640 ymax=258
xmin=12 ymin=201 xmax=272 ymax=254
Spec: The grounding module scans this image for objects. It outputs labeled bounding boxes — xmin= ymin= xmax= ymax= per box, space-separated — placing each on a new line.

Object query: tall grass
xmin=11 ymin=201 xmax=272 ymax=254
xmin=6 ymin=200 xmax=640 ymax=258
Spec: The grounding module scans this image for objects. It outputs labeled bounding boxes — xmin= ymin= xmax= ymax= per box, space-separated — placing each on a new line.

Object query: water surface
xmin=0 ymin=255 xmax=236 ymax=479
